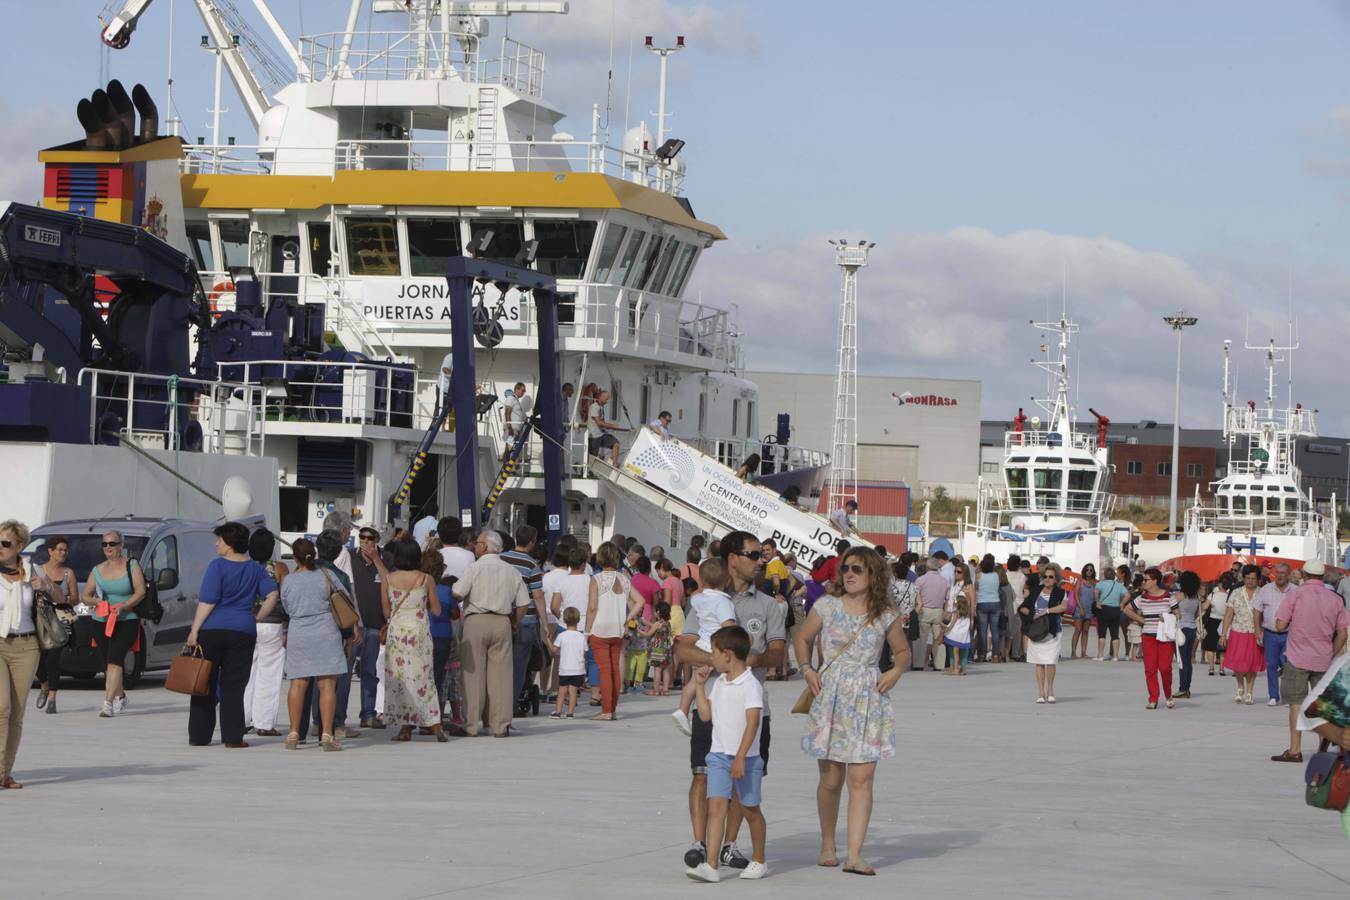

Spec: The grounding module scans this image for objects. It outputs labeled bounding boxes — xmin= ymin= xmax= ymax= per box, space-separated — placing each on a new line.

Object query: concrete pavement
xmin=5 ymin=652 xmax=1348 ymax=899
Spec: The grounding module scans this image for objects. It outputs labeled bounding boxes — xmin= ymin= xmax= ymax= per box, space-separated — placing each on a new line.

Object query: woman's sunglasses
xmin=840 ymin=563 xmax=867 ymax=575
xmin=0 ymin=540 xmax=12 ymax=549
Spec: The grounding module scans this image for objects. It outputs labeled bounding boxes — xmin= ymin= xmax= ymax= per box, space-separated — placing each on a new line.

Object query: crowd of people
xmin=1 ymin=513 xmax=1348 ymax=856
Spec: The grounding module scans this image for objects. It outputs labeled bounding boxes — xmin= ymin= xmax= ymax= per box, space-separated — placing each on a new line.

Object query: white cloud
xmin=693 ymin=227 xmax=1350 ymax=434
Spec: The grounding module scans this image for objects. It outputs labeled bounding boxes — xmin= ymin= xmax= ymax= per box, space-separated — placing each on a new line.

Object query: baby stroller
xmin=514 ymin=637 xmax=543 ymax=717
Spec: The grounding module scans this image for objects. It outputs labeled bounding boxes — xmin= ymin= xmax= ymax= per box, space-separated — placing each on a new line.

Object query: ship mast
xmin=1029 ymin=317 xmax=1077 ymax=439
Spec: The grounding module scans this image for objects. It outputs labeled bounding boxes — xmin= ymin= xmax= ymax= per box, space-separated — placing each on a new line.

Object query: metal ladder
xmin=319 ymin=276 xmax=397 ymax=360
xmin=473 ymin=86 xmax=499 ymax=172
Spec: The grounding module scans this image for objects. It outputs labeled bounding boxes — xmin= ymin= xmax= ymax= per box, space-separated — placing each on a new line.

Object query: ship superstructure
xmin=1161 ymin=338 xmax=1337 ymax=579
xmin=0 ymin=0 xmax=828 ymax=544
xmin=961 ymin=318 xmax=1124 ymax=572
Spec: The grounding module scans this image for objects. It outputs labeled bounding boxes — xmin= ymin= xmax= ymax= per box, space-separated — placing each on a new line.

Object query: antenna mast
xmin=827 ymin=239 xmax=873 ymax=514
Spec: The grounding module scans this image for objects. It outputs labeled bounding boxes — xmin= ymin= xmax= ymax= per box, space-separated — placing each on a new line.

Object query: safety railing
xmin=180 ymin=138 xmax=679 ymax=191
xmin=1225 ymin=405 xmax=1319 ymax=439
xmin=78 ymin=368 xmax=265 ymax=456
xmin=1184 ymin=504 xmax=1328 ymax=537
xmin=298 ymin=32 xmax=544 ymax=94
xmin=1004 ymin=429 xmax=1099 ymax=454
xmin=970 ymin=477 xmax=1117 ymax=531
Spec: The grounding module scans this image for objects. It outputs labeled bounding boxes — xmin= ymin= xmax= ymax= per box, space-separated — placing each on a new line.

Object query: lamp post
xmin=1164 ymin=312 xmax=1198 ymax=537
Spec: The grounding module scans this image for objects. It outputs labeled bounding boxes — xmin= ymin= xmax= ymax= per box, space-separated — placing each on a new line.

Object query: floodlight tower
xmin=827 ymin=239 xmax=874 ymax=514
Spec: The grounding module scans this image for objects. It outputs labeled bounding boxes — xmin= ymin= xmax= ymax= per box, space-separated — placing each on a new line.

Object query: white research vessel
xmin=1160 ymin=338 xmax=1337 ymax=581
xmin=2 ymin=0 xmax=828 ymax=544
xmin=961 ymin=318 xmax=1126 ymax=572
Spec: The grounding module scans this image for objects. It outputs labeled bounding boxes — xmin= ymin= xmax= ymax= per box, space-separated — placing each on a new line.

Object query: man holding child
xmin=675 ymin=531 xmax=787 ymax=878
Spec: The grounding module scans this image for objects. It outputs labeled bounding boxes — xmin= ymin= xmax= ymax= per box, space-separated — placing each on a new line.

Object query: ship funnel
xmin=91 ymin=89 xmax=131 ymax=150
xmin=106 ymin=80 xmax=137 ymax=144
xmin=131 ymin=83 xmax=159 ymax=142
xmin=76 ymin=98 xmax=110 ymax=150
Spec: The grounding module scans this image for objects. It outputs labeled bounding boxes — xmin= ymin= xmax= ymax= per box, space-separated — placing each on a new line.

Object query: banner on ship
xmin=622 ymin=429 xmax=869 ymax=569
xmin=359 ymin=278 xmax=525 ymax=329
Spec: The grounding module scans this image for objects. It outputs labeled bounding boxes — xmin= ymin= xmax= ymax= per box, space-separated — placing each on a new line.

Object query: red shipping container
xmin=818 ymin=481 xmax=910 ymax=556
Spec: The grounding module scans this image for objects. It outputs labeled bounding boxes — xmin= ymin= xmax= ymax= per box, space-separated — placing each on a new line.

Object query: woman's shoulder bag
xmin=321 ymin=567 xmax=360 ymax=631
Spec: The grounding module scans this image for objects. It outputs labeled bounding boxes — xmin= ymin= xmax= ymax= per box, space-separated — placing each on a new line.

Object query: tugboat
xmin=1160 ymin=338 xmax=1337 ymax=581
xmin=961 ymin=318 xmax=1125 ymax=572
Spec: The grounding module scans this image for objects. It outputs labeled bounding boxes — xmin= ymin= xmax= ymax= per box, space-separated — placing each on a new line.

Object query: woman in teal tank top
xmin=81 ymin=530 xmax=146 ymax=717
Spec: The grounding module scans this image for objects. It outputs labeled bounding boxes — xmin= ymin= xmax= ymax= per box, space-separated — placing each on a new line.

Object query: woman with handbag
xmin=0 ymin=520 xmax=41 ymax=790
xmin=259 ymin=538 xmax=346 ymax=751
xmin=795 ymin=547 xmax=909 ymax=876
xmin=32 ymin=535 xmax=77 ymax=715
xmin=1122 ymin=567 xmax=1180 ymax=709
xmin=1019 ymin=562 xmax=1067 ymax=704
xmin=185 ymin=522 xmax=278 ymax=748
xmin=82 ymin=529 xmax=146 ymax=718
xmin=382 ymin=540 xmax=447 ymax=743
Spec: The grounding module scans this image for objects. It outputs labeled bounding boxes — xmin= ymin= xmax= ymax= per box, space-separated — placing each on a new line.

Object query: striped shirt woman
xmin=1123 ymin=568 xmax=1178 ymax=709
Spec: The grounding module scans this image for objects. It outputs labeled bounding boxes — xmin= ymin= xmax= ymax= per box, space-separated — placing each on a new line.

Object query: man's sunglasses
xmin=840 ymin=563 xmax=867 ymax=576
xmin=102 ymin=541 xmax=122 ymax=548
xmin=359 ymin=534 xmax=379 ymax=542
xmin=735 ymin=550 xmax=762 ymax=561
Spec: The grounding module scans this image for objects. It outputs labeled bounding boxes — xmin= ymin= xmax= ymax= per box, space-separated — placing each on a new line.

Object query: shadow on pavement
xmin=18 ymin=763 xmax=201 ymax=785
xmin=766 ymin=828 xmax=983 ymax=876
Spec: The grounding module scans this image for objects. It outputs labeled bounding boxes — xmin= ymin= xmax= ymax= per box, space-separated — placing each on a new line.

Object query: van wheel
xmin=122 ymin=646 xmax=146 ymax=689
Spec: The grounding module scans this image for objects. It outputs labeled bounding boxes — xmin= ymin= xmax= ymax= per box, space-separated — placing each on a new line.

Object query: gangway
xmin=594 ymin=429 xmax=871 ymax=569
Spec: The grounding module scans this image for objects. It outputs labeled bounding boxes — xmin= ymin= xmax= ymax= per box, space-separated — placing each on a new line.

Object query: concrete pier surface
xmin=6 ymin=656 xmax=1348 ymax=899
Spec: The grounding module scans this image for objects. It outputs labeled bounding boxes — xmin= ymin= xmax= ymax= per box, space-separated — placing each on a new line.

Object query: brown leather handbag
xmin=321 ymin=568 xmax=360 ymax=631
xmin=166 ymin=645 xmax=213 ymax=696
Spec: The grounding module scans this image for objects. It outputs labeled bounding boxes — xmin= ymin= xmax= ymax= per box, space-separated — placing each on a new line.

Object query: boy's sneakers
xmin=683 ymin=841 xmax=706 ymax=868
xmin=720 ymin=843 xmax=750 ymax=869
xmin=739 ymin=861 xmax=769 ymax=880
xmin=685 ymin=863 xmax=720 ymax=883
xmin=671 ymin=709 xmax=692 ymax=736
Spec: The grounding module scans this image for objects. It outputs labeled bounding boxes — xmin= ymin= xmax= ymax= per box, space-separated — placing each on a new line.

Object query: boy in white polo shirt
xmin=687 ymin=625 xmax=767 ymax=882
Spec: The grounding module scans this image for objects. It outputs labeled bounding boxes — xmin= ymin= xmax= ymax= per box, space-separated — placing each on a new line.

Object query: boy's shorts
xmin=558 ymin=674 xmax=585 ymax=688
xmin=705 ymin=752 xmax=764 ymax=807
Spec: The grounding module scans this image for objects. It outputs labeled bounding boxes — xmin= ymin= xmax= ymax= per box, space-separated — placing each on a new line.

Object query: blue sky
xmin=4 ymin=1 xmax=1350 ymax=430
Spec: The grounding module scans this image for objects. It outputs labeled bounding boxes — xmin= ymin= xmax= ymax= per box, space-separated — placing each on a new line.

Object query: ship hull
xmin=1159 ymin=552 xmax=1312 ymax=581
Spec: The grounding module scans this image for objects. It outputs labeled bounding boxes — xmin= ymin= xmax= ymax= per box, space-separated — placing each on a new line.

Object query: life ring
xmin=207 ymin=280 xmax=235 ymax=320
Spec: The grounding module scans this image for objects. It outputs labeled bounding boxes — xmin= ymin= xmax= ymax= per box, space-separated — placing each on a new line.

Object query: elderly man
xmin=1270 ymin=560 xmax=1349 ymax=763
xmin=452 ymin=530 xmax=531 ymax=737
xmin=1252 ymin=562 xmax=1295 ymax=706
xmin=915 ymin=557 xmax=949 ymax=671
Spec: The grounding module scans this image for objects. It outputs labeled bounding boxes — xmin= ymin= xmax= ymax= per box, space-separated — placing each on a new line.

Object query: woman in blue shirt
xmin=186 ymin=522 xmax=278 ymax=747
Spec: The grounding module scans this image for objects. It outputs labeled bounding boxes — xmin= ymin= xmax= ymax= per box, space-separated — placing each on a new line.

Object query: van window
xmin=345 ymin=217 xmax=400 ymax=275
xmin=406 ymin=217 xmax=462 ymax=276
xmin=147 ymin=536 xmax=179 ymax=581
xmin=533 ymin=220 xmax=598 ymax=278
xmin=25 ymin=533 xmax=148 ymax=582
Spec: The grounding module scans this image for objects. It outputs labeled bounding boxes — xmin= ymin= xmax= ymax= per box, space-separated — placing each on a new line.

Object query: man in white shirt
xmin=411 ymin=503 xmax=439 ymax=547
xmin=435 ymin=351 xmax=454 ymax=428
xmin=648 ymin=410 xmax=674 ymax=440
xmin=438 ymin=519 xmax=476 ymax=581
xmin=829 ymin=500 xmax=859 ymax=538
xmin=935 ymin=550 xmax=955 ymax=588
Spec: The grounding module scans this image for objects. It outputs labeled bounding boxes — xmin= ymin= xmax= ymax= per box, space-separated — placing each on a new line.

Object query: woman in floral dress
xmin=794 ymin=547 xmax=910 ymax=876
xmin=382 ymin=539 xmax=447 ymax=742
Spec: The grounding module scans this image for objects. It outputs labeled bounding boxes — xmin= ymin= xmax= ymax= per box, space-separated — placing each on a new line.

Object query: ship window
xmin=469 ymin=219 xmax=525 ymax=264
xmin=1264 ymin=484 xmax=1280 ymax=491
xmin=1067 ymin=470 xmax=1096 ymax=511
xmin=612 ymin=230 xmax=646 ymax=285
xmin=1033 ymin=468 xmax=1062 ymax=511
xmin=593 ymin=224 xmax=629 ymax=282
xmin=1265 ymin=496 xmax=1281 ymax=514
xmin=746 ymin=400 xmax=755 ymax=438
xmin=639 ymin=382 xmax=650 ymax=424
xmin=634 ymin=235 xmax=667 ymax=290
xmin=217 ymin=219 xmax=251 ymax=270
xmin=1034 ymin=457 xmax=1058 ymax=463
xmin=406 ymin=217 xmax=462 ymax=276
xmin=668 ymin=244 xmax=699 ymax=296
xmin=1232 ymin=495 xmax=1247 ymax=513
xmin=732 ymin=398 xmax=740 ymax=436
xmin=1285 ymin=498 xmax=1299 ymax=513
xmin=1008 ymin=456 xmax=1030 ymax=463
xmin=649 ymin=238 xmax=681 ymax=294
xmin=185 ymin=220 xmax=212 ymax=271
xmin=533 ymin=220 xmax=597 ymax=278
xmin=1070 ymin=457 xmax=1093 ymax=465
xmin=307 ymin=222 xmax=332 ymax=276
xmin=344 ymin=217 xmax=400 ymax=276
xmin=1283 ymin=486 xmax=1296 ymax=492
xmin=1217 ymin=496 xmax=1228 ymax=513
xmin=1006 ymin=468 xmax=1029 ymax=506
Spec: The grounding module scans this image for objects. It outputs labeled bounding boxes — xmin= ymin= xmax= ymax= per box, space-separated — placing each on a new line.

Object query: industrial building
xmin=749 ymin=372 xmax=981 ymax=498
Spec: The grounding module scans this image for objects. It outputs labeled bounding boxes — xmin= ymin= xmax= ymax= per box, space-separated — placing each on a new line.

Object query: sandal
xmin=1270 ymin=750 xmax=1303 ymax=763
xmin=590 ymin=712 xmax=614 ymax=721
xmin=254 ymin=729 xmax=281 ymax=737
xmin=321 ymin=733 xmax=342 ymax=752
xmin=817 ymin=850 xmax=840 ymax=868
xmin=433 ymin=727 xmax=450 ymax=743
xmin=284 ymin=732 xmax=299 ymax=750
xmin=1 ymin=776 xmax=23 ymax=789
xmin=842 ymin=860 xmax=876 ymax=876
xmin=393 ymin=728 xmax=413 ymax=742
